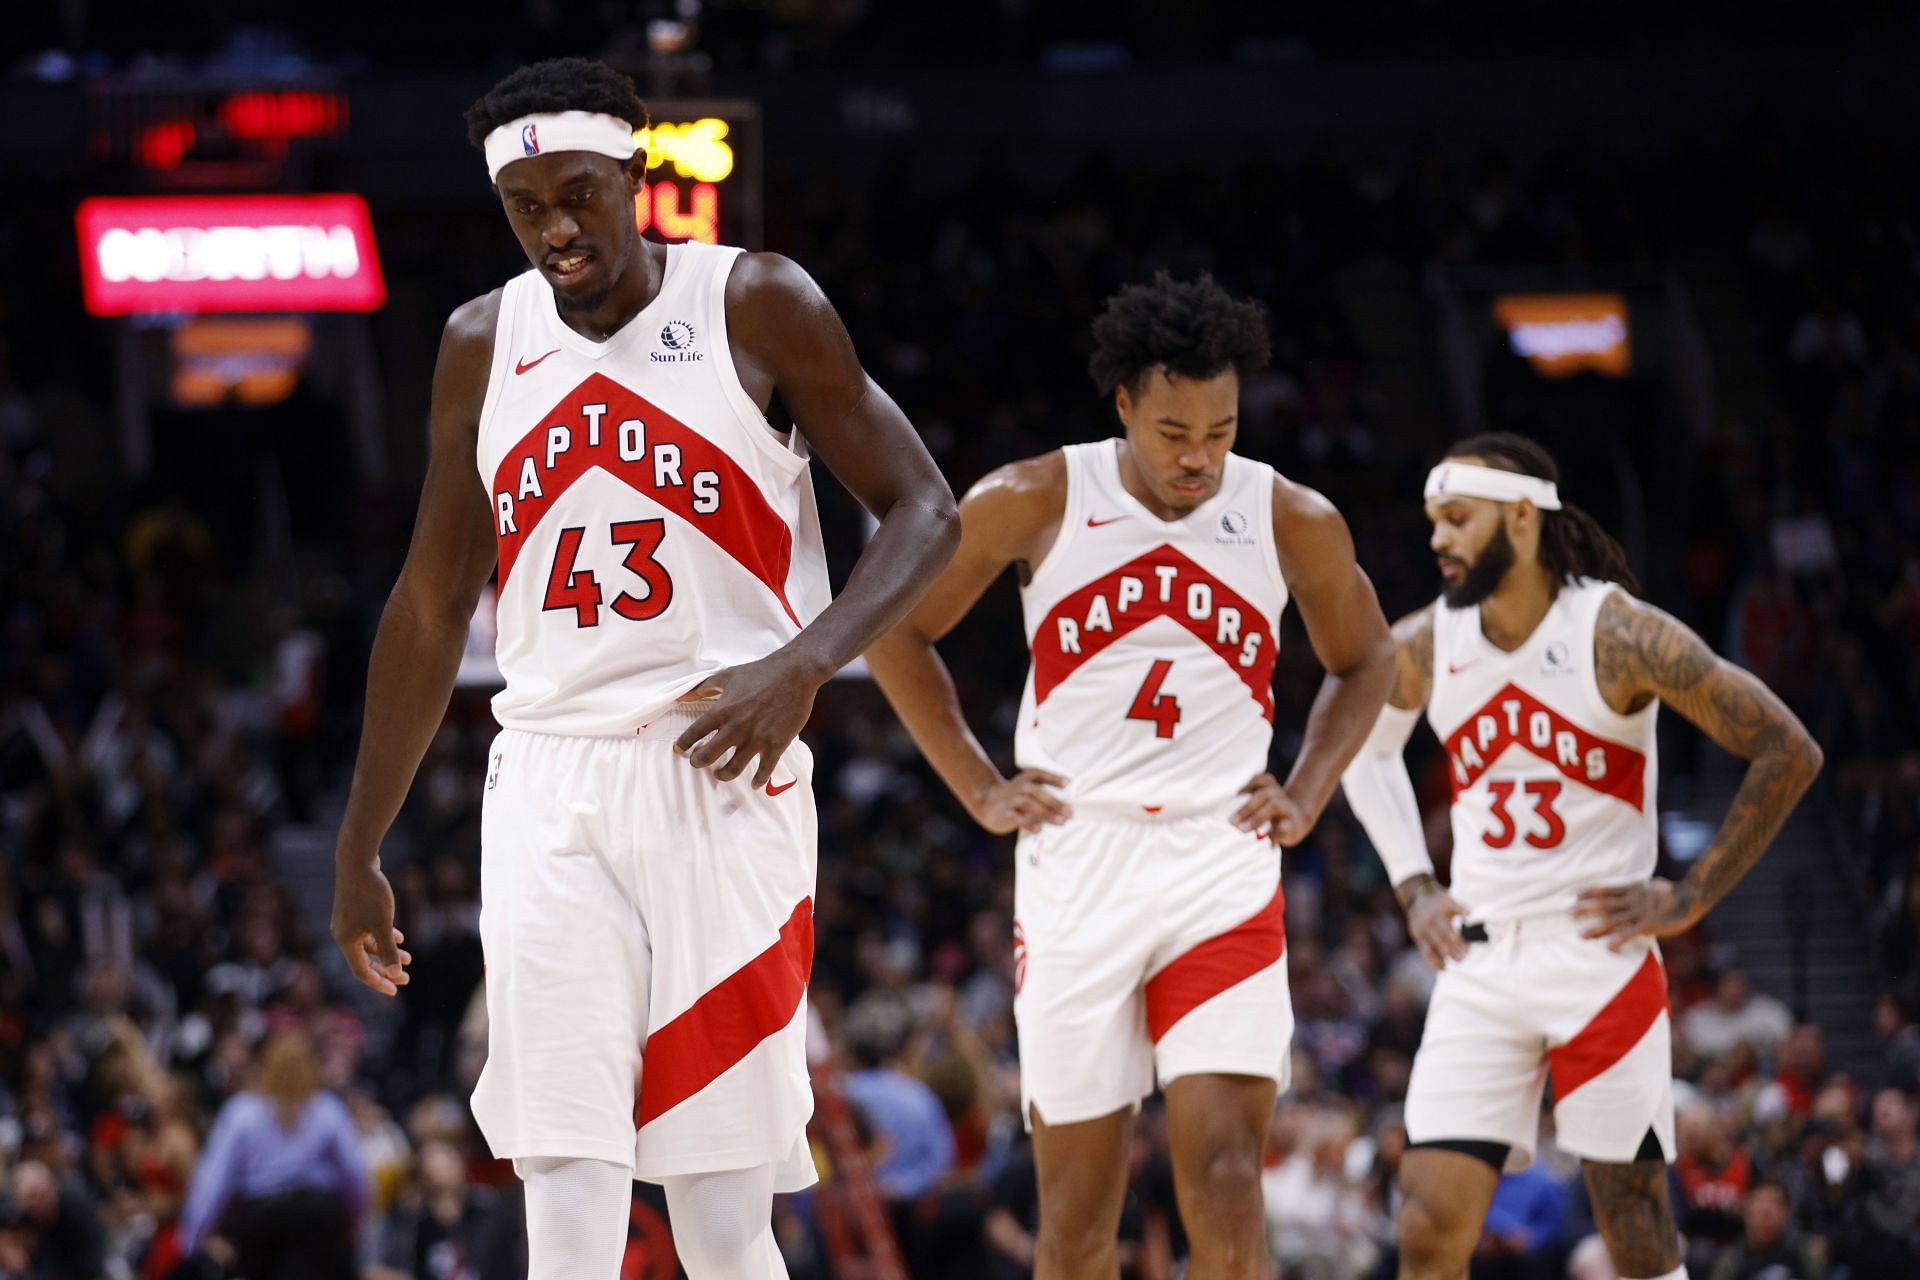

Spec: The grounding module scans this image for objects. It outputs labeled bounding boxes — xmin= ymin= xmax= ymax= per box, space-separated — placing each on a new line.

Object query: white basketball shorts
xmin=1012 ymin=809 xmax=1292 ymax=1126
xmin=470 ymin=707 xmax=818 ymax=1191
xmin=1404 ymin=910 xmax=1675 ymax=1170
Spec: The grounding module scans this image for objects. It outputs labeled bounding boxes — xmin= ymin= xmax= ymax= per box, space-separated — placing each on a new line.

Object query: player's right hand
xmin=331 ymin=861 xmax=412 ymax=997
xmin=972 ymin=769 xmax=1071 ymax=835
xmin=1403 ymin=882 xmax=1471 ymax=971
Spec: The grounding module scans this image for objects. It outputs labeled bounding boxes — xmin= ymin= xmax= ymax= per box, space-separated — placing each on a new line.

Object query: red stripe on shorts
xmin=1144 ymin=880 xmax=1286 ymax=1044
xmin=634 ymin=896 xmax=815 ymax=1128
xmin=1548 ymin=950 xmax=1667 ymax=1100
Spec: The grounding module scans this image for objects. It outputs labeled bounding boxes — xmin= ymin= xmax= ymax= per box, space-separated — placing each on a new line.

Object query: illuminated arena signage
xmin=76 ymin=194 xmax=387 ymax=315
xmin=1491 ymin=293 xmax=1631 ymax=378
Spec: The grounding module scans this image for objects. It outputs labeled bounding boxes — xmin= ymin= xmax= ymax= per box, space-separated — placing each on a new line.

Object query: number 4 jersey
xmin=1014 ymin=440 xmax=1286 ymax=816
xmin=477 ymin=242 xmax=831 ymax=736
xmin=1427 ymin=578 xmax=1659 ymax=922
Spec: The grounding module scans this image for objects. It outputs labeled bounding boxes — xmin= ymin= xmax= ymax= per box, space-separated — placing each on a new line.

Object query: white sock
xmin=520 ymin=1156 xmax=634 ymax=1280
xmin=660 ymin=1164 xmax=788 ymax=1279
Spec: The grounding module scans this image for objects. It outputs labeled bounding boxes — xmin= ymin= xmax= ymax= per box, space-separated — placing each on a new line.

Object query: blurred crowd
xmin=1 ymin=106 xmax=1918 ymax=1280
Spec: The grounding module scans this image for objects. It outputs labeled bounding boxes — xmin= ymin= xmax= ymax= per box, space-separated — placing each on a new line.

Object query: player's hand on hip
xmin=972 ymin=769 xmax=1071 ymax=835
xmin=330 ymin=861 xmax=411 ymax=997
xmin=1232 ymin=773 xmax=1313 ymax=846
xmin=1403 ymin=882 xmax=1471 ymax=970
xmin=1573 ymin=877 xmax=1700 ymax=951
xmin=673 ymin=652 xmax=824 ymax=787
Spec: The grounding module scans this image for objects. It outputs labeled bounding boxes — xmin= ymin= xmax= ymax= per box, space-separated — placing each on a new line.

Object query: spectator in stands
xmin=1475 ymin=1161 xmax=1571 ymax=1280
xmin=1843 ymin=1088 xmax=1920 ymax=1275
xmin=1708 ymin=1180 xmax=1824 ymax=1280
xmin=1682 ymin=970 xmax=1795 ymax=1062
xmin=371 ymin=1140 xmax=513 ymax=1280
xmin=1261 ymin=1103 xmax=1384 ymax=1280
xmin=1761 ymin=1025 xmax=1828 ymax=1120
xmin=1 ymin=1161 xmax=107 ymax=1280
xmin=1874 ymin=988 xmax=1920 ymax=1092
xmin=176 ymin=1031 xmax=369 ymax=1280
xmin=839 ymin=1002 xmax=956 ymax=1201
xmin=1675 ymin=1101 xmax=1751 ymax=1267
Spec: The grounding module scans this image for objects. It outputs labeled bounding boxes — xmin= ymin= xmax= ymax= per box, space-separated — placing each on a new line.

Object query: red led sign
xmin=77 ymin=194 xmax=386 ymax=315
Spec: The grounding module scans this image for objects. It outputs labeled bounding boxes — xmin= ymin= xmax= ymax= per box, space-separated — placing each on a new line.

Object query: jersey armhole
xmin=1256 ymin=465 xmax=1292 ymax=611
xmin=1021 ymin=446 xmax=1085 ymax=589
xmin=473 ymin=278 xmax=520 ymax=476
xmin=709 ymin=246 xmax=810 ymax=481
xmin=1424 ymin=597 xmax=1452 ymax=734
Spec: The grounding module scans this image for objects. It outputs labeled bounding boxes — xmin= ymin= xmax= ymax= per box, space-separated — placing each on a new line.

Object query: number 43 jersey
xmin=1014 ymin=440 xmax=1287 ymax=816
xmin=476 ymin=242 xmax=831 ymax=737
xmin=1426 ymin=578 xmax=1660 ymax=922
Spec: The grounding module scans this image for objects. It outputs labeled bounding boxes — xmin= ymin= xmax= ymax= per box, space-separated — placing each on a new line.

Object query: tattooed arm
xmin=1575 ymin=590 xmax=1824 ymax=949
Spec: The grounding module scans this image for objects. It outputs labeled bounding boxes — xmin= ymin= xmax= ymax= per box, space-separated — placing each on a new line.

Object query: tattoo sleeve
xmin=1583 ymin=1159 xmax=1681 ymax=1275
xmin=1387 ymin=606 xmax=1434 ymax=711
xmin=1595 ymin=593 xmax=1824 ymax=919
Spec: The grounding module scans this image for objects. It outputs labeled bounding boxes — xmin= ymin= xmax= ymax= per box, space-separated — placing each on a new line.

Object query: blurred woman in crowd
xmin=176 ymin=1031 xmax=369 ymax=1280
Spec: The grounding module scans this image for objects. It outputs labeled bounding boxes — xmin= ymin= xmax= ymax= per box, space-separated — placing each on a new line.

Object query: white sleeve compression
xmin=1339 ymin=702 xmax=1433 ymax=888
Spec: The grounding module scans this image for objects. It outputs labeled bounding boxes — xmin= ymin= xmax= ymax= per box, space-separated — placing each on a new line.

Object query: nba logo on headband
xmin=484 ymin=112 xmax=636 ymax=181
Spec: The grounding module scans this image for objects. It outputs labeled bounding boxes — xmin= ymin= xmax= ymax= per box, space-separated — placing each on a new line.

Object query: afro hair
xmin=1087 ymin=271 xmax=1271 ymax=398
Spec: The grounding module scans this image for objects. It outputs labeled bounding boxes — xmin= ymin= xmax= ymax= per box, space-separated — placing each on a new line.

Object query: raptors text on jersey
xmin=1015 ymin=441 xmax=1288 ymax=816
xmin=1427 ymin=578 xmax=1659 ymax=921
xmin=476 ymin=243 xmax=832 ymax=736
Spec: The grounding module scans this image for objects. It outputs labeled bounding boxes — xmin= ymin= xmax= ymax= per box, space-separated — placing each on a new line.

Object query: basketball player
xmin=328 ymin=60 xmax=957 ymax=1279
xmin=867 ymin=273 xmax=1395 ymax=1279
xmin=1340 ymin=434 xmax=1823 ymax=1280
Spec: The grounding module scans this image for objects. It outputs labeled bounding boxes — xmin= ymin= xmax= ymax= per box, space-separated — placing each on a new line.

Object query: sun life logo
xmin=1542 ymin=639 xmax=1573 ymax=674
xmin=652 ymin=320 xmax=704 ymax=363
xmin=1217 ymin=509 xmax=1256 ymax=545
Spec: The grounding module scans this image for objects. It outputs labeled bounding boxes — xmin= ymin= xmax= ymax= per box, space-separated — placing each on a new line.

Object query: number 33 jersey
xmin=1427 ymin=579 xmax=1659 ymax=922
xmin=476 ymin=242 xmax=831 ymax=736
xmin=1014 ymin=440 xmax=1286 ymax=815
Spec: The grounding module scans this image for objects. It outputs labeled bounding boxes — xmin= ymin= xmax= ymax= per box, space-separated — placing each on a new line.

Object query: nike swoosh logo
xmin=1448 ymin=661 xmax=1479 ymax=675
xmin=1086 ymin=515 xmax=1126 ymax=527
xmin=514 ymin=349 xmax=559 ymax=375
xmin=765 ymin=777 xmax=797 ymax=797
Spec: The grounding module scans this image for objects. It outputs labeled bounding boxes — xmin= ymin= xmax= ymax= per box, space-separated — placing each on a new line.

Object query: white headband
xmin=1424 ymin=461 xmax=1563 ymax=510
xmin=484 ymin=111 xmax=637 ymax=182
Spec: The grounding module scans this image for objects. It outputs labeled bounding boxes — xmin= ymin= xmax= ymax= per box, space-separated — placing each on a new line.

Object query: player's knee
xmin=674 ymin=1217 xmax=783 ymax=1280
xmin=1035 ymin=1213 xmax=1116 ymax=1269
xmin=1181 ymin=1145 xmax=1264 ymax=1236
xmin=1397 ymin=1191 xmax=1471 ymax=1271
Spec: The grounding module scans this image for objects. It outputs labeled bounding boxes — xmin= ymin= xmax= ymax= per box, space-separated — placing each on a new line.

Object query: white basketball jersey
xmin=476 ymin=242 xmax=831 ymax=736
xmin=1427 ymin=578 xmax=1658 ymax=922
xmin=1014 ymin=440 xmax=1287 ymax=815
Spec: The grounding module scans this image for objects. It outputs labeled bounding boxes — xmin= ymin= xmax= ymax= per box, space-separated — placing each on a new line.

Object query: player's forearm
xmin=1676 ymin=737 xmax=1822 ymax=918
xmin=1284 ymin=648 xmax=1396 ymax=820
xmin=335 ymin=593 xmax=472 ymax=864
xmin=779 ymin=499 xmax=959 ymax=680
xmin=865 ymin=628 xmax=1006 ymax=813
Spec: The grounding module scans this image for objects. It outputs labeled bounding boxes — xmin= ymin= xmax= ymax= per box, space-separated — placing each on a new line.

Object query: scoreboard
xmin=635 ymin=101 xmax=762 ymax=249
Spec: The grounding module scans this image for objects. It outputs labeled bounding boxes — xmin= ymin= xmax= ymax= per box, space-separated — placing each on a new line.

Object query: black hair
xmin=1444 ymin=431 xmax=1641 ymax=596
xmin=464 ymin=58 xmax=649 ymax=151
xmin=1087 ymin=271 xmax=1271 ymax=398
